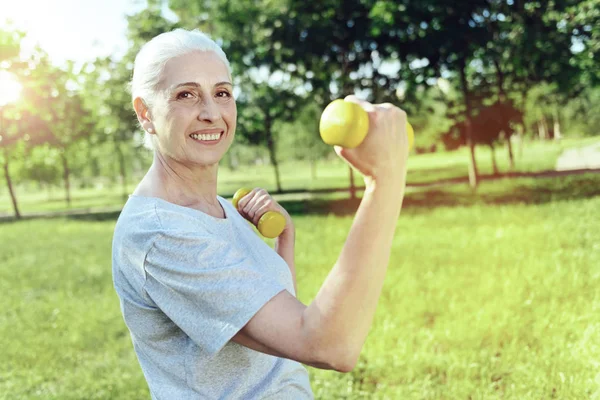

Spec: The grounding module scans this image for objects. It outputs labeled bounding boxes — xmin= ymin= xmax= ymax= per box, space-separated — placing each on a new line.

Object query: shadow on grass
xmin=0 ymin=210 xmax=124 ymax=224
xmin=278 ymin=173 xmax=600 ymax=217
xmin=407 ymin=165 xmax=467 ymax=183
xmin=67 ymin=211 xmax=123 ymax=222
xmin=1 ymin=172 xmax=598 ymax=223
xmin=31 ymin=194 xmax=126 ymax=205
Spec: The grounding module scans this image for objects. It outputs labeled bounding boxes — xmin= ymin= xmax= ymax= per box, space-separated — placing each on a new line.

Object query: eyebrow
xmin=170 ymin=81 xmax=233 ymax=91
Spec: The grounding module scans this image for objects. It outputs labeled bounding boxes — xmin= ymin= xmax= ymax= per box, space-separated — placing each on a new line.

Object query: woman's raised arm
xmin=231 ymin=98 xmax=409 ymax=372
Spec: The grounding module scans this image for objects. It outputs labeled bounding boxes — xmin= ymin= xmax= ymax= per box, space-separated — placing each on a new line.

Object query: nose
xmin=197 ymin=97 xmax=222 ymax=123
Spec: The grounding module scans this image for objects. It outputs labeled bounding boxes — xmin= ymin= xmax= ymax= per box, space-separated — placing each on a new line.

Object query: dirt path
xmin=555 ymin=141 xmax=600 ymax=170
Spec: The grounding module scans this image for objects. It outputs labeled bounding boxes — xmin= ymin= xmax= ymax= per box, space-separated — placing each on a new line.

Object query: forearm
xmin=303 ymin=177 xmax=405 ymax=365
xmin=275 ymin=227 xmax=297 ymax=295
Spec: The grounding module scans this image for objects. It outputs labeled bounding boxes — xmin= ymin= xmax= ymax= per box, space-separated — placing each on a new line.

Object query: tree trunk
xmin=87 ymin=136 xmax=100 ymax=178
xmin=542 ymin=115 xmax=551 ymax=139
xmin=493 ymin=59 xmax=514 ymax=169
xmin=46 ymin=182 xmax=52 ymax=200
xmin=310 ymin=156 xmax=317 ymax=181
xmin=3 ymin=150 xmax=21 ymax=219
xmin=490 ymin=144 xmax=499 ymax=175
xmin=507 ymin=133 xmax=515 ymax=169
xmin=517 ymin=125 xmax=524 ymax=159
xmin=61 ymin=150 xmax=71 ymax=207
xmin=538 ymin=118 xmax=548 ymax=140
xmin=348 ymin=167 xmax=356 ymax=198
xmin=519 ymin=87 xmax=528 ymax=158
xmin=265 ymin=115 xmax=282 ymax=193
xmin=227 ymin=146 xmax=239 ymax=171
xmin=553 ymin=109 xmax=562 ymax=141
xmin=493 ymin=57 xmax=506 ymax=103
xmin=459 ymin=58 xmax=479 ymax=188
xmin=340 ymin=49 xmax=357 ymax=199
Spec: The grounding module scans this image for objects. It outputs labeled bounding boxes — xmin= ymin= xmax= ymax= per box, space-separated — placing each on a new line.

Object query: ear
xmin=133 ymin=97 xmax=155 ymax=134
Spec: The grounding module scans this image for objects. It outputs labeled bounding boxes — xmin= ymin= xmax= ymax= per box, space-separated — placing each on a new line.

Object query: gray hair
xmin=130 ymin=28 xmax=232 ymax=150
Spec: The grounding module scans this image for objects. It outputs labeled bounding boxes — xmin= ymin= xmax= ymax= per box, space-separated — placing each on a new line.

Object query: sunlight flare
xmin=0 ymin=71 xmax=22 ymax=107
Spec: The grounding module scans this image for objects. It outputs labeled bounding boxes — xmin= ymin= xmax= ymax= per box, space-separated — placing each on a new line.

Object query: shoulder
xmin=118 ymin=195 xmax=226 ymax=233
xmin=112 ymin=197 xmax=165 ymax=259
xmin=113 ymin=196 xmax=215 ymax=249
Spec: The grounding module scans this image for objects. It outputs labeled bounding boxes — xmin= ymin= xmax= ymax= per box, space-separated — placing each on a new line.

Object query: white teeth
xmin=191 ymin=133 xmax=222 ymax=141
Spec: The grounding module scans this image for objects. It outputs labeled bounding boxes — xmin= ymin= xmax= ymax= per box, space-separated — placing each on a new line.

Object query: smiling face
xmin=143 ymin=50 xmax=236 ymax=167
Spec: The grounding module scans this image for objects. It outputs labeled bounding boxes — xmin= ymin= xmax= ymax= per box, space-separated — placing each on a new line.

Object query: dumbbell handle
xmin=232 ymin=188 xmax=286 ymax=238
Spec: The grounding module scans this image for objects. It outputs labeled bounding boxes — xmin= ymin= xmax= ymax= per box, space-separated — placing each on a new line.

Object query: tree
xmin=565 ymin=0 xmax=600 ymax=86
xmin=21 ymin=144 xmax=62 ymax=194
xmin=472 ymin=101 xmax=523 ymax=174
xmin=1 ymin=27 xmax=24 ymax=218
xmin=0 ymin=26 xmax=56 ymax=218
xmin=441 ymin=100 xmax=523 ymax=175
xmin=275 ymin=101 xmax=331 ymax=181
xmin=25 ymin=58 xmax=96 ymax=206
xmin=264 ymin=0 xmax=388 ymax=197
xmin=372 ymin=0 xmax=494 ymax=187
xmin=236 ymin=81 xmax=307 ymax=192
xmin=82 ymin=6 xmax=179 ymax=199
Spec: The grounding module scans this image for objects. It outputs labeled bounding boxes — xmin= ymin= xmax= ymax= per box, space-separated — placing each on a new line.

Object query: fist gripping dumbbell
xmin=232 ymin=188 xmax=287 ymax=239
xmin=319 ymin=99 xmax=414 ymax=149
xmin=233 ymin=100 xmax=414 ymax=238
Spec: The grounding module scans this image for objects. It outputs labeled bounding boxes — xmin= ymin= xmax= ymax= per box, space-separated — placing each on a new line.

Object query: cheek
xmin=162 ymin=104 xmax=195 ymax=133
xmin=151 ymin=100 xmax=178 ymax=128
xmin=165 ymin=103 xmax=188 ymax=120
xmin=224 ymin=102 xmax=237 ymax=130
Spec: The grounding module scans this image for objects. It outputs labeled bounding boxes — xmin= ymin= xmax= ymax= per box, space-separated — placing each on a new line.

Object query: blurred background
xmin=1 ymin=0 xmax=599 ymax=399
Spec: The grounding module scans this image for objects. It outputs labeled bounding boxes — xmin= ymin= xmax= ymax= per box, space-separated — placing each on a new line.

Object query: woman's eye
xmin=216 ymin=91 xmax=231 ymax=98
xmin=177 ymin=91 xmax=194 ymax=100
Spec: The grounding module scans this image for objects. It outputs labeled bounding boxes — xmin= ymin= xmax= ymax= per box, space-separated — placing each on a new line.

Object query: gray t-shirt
xmin=112 ymin=195 xmax=313 ymax=399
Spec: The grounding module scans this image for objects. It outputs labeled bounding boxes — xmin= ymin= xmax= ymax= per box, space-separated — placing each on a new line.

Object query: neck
xmin=140 ymin=151 xmax=220 ymax=209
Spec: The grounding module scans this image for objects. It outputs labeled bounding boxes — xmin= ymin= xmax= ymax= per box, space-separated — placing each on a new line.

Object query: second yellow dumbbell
xmin=232 ymin=188 xmax=286 ymax=238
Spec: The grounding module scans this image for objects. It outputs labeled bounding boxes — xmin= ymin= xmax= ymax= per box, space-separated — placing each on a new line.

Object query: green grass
xmin=0 ymin=137 xmax=597 ymax=216
xmin=1 ymin=173 xmax=599 ymax=399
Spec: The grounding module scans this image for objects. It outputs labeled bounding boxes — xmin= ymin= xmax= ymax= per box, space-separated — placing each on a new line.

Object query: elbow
xmin=300 ymin=310 xmax=360 ymax=372
xmin=331 ymin=355 xmax=357 ymax=373
xmin=310 ymin=338 xmax=360 ymax=373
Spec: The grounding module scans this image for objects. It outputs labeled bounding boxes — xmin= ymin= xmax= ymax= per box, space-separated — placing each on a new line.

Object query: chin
xmin=191 ymin=155 xmax=223 ymax=168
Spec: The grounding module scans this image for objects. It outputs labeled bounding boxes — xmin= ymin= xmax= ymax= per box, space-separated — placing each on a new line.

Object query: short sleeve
xmin=143 ymin=229 xmax=287 ymax=356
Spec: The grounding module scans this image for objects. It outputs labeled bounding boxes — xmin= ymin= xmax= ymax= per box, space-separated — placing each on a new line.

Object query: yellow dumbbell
xmin=232 ymin=188 xmax=287 ymax=238
xmin=319 ymin=99 xmax=414 ymax=149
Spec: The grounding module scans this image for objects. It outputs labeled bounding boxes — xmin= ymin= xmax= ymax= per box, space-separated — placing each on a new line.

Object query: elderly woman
xmin=112 ymin=28 xmax=409 ymax=399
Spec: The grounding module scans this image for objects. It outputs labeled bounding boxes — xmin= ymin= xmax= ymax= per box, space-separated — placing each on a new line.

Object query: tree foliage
xmin=1 ymin=0 xmax=599 ymax=212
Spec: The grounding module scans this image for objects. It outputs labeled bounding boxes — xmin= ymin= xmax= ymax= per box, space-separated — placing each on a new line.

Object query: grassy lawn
xmin=1 ymin=172 xmax=598 ymax=399
xmin=0 ymin=137 xmax=598 ymax=216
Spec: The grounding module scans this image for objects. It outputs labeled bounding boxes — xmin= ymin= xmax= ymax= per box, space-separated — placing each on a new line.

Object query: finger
xmin=376 ymin=102 xmax=395 ymax=110
xmin=241 ymin=188 xmax=265 ymax=217
xmin=253 ymin=203 xmax=273 ymax=225
xmin=334 ymin=144 xmax=361 ymax=171
xmin=255 ymin=191 xmax=272 ymax=207
xmin=343 ymin=95 xmax=376 ymax=112
xmin=246 ymin=188 xmax=270 ymax=212
xmin=236 ymin=193 xmax=250 ymax=210
xmin=245 ymin=198 xmax=266 ymax=225
xmin=237 ymin=187 xmax=260 ymax=210
xmin=255 ymin=188 xmax=270 ymax=201
xmin=334 ymin=145 xmax=344 ymax=158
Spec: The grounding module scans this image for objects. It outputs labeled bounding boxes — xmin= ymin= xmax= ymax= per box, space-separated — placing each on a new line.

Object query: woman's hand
xmin=235 ymin=188 xmax=294 ymax=234
xmin=236 ymin=188 xmax=297 ymax=293
xmin=334 ymin=95 xmax=410 ymax=188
